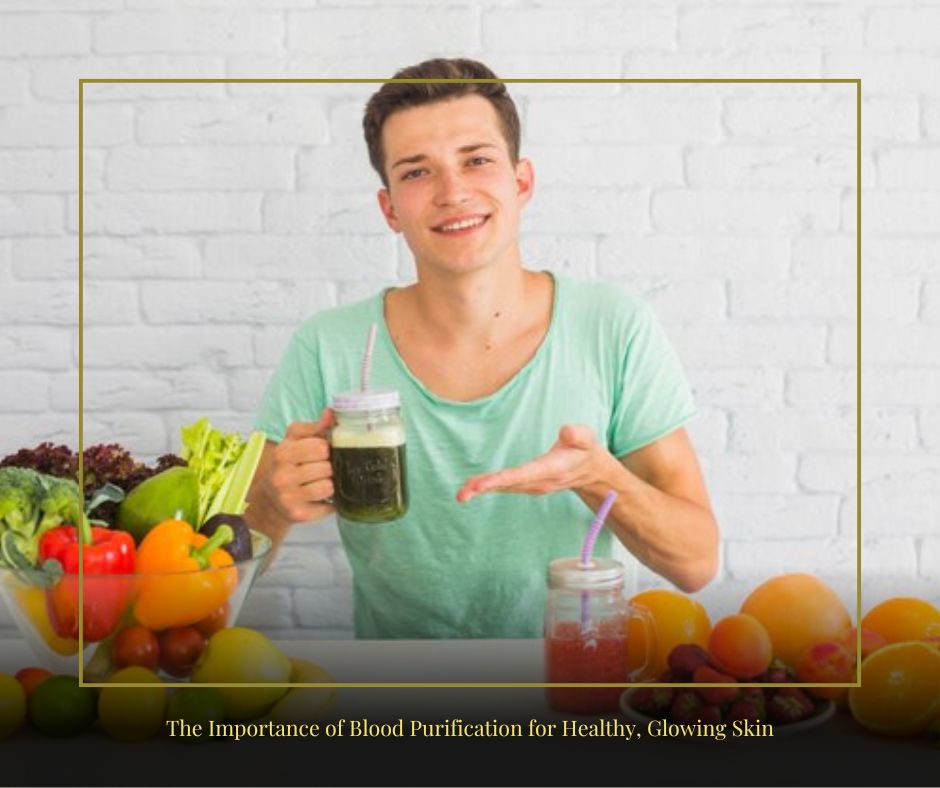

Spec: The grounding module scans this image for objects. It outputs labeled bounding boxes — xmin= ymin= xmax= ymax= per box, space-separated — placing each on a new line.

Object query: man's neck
xmin=403 ymin=264 xmax=545 ymax=349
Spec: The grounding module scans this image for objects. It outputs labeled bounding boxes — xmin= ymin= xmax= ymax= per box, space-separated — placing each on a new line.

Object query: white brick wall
xmin=2 ymin=0 xmax=938 ymax=639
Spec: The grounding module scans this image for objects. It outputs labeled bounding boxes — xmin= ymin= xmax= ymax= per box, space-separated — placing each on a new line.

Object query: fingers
xmin=280 ymin=410 xmax=335 ymax=464
xmin=284 ymin=409 xmax=335 ymax=440
xmin=279 ymin=497 xmax=335 ymax=525
xmin=288 ymin=460 xmax=333 ymax=487
xmin=457 ymin=462 xmax=546 ymax=502
xmin=457 ymin=426 xmax=599 ymax=503
xmin=271 ymin=472 xmax=335 ymax=523
xmin=266 ymin=411 xmax=337 ymax=523
xmin=277 ymin=436 xmax=331 ymax=464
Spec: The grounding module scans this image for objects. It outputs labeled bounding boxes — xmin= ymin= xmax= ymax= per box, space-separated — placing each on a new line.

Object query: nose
xmin=433 ymin=165 xmax=471 ymax=207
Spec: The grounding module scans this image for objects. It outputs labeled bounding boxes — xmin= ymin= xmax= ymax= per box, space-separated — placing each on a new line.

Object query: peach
xmin=796 ymin=640 xmax=855 ymax=701
xmin=707 ymin=613 xmax=774 ymax=680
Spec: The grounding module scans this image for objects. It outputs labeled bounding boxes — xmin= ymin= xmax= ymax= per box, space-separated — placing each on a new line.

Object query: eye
xmin=467 ymin=156 xmax=491 ymax=167
xmin=401 ymin=168 xmax=427 ymax=181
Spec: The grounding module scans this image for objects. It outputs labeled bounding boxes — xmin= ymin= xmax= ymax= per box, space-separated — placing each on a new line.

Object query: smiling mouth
xmin=432 ymin=215 xmax=490 ymax=234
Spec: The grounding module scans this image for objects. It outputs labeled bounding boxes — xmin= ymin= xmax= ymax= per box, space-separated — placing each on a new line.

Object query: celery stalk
xmin=204 ymin=430 xmax=266 ymax=524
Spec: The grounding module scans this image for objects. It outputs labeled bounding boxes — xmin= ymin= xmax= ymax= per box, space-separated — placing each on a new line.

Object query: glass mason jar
xmin=329 ymin=388 xmax=408 ymax=524
xmin=544 ymin=557 xmax=652 ymax=714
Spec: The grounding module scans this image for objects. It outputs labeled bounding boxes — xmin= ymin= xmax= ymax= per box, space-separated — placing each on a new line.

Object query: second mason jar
xmin=330 ymin=388 xmax=408 ymax=524
xmin=544 ymin=557 xmax=652 ymax=714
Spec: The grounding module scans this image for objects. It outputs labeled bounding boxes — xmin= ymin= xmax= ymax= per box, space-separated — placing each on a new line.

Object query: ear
xmin=515 ymin=157 xmax=535 ymax=208
xmin=377 ymin=187 xmax=401 ymax=233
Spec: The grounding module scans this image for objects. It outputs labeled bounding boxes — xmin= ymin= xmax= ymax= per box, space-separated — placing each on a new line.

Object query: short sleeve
xmin=607 ymin=302 xmax=696 ymax=458
xmin=254 ymin=329 xmax=327 ymax=444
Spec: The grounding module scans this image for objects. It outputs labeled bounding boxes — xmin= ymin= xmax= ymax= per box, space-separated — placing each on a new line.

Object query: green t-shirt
xmin=255 ymin=274 xmax=695 ymax=639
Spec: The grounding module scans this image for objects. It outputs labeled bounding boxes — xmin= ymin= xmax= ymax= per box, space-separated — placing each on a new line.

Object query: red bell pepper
xmin=37 ymin=515 xmax=136 ymax=643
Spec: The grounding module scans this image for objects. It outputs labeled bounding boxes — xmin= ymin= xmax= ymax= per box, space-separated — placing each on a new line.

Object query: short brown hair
xmin=363 ymin=58 xmax=521 ymax=187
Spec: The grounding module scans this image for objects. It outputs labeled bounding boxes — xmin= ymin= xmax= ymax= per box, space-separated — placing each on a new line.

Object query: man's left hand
xmin=456 ymin=424 xmax=612 ymax=502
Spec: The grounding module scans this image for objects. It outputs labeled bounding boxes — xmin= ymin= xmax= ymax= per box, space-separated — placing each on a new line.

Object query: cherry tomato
xmin=193 ymin=603 xmax=229 ymax=639
xmin=158 ymin=627 xmax=207 ymax=678
xmin=14 ymin=667 xmax=52 ymax=700
xmin=112 ymin=626 xmax=160 ymax=671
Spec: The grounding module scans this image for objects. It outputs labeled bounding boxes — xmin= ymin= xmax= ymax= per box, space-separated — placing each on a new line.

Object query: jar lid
xmin=548 ymin=557 xmax=625 ymax=591
xmin=332 ymin=388 xmax=400 ymax=412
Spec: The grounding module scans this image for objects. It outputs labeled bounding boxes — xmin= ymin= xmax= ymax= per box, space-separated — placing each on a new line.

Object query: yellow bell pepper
xmin=133 ymin=519 xmax=237 ymax=631
xmin=14 ymin=585 xmax=81 ymax=656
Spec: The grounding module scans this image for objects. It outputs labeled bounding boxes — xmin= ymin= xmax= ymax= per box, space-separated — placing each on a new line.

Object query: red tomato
xmin=158 ymin=627 xmax=207 ymax=678
xmin=193 ymin=604 xmax=229 ymax=638
xmin=14 ymin=667 xmax=52 ymax=699
xmin=112 ymin=626 xmax=160 ymax=671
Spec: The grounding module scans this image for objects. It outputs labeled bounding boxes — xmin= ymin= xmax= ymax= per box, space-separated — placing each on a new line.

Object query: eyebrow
xmin=390 ymin=143 xmax=499 ymax=170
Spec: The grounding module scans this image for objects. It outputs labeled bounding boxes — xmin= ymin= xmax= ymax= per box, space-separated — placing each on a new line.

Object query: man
xmin=246 ymin=58 xmax=719 ymax=638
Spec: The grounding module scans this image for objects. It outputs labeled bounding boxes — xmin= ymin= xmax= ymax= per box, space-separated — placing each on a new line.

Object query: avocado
xmin=116 ymin=466 xmax=199 ymax=543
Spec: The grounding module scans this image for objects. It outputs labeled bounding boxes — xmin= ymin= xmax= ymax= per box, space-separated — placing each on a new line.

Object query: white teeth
xmin=439 ymin=216 xmax=485 ymax=232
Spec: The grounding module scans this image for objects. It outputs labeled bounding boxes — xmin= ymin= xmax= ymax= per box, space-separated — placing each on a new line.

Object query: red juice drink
xmin=545 ymin=618 xmax=628 ymax=714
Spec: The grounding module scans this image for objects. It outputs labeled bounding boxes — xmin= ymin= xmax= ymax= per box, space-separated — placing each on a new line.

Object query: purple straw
xmin=360 ymin=322 xmax=377 ymax=392
xmin=579 ymin=490 xmax=618 ymax=635
xmin=580 ymin=490 xmax=618 ymax=567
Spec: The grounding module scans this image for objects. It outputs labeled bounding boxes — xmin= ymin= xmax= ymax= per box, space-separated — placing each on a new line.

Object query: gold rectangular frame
xmin=77 ymin=77 xmax=862 ymax=690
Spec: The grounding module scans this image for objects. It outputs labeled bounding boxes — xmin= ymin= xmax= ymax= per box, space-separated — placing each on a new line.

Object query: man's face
xmin=376 ymin=94 xmax=533 ymax=277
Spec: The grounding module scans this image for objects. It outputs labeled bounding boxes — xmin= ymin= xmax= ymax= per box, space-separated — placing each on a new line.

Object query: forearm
xmin=576 ymin=451 xmax=719 ymax=593
xmin=243 ymin=486 xmax=294 ymax=570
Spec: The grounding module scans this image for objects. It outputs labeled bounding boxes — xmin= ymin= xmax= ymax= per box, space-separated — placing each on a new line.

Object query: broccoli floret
xmin=36 ymin=475 xmax=82 ymax=537
xmin=0 ymin=467 xmax=44 ymax=538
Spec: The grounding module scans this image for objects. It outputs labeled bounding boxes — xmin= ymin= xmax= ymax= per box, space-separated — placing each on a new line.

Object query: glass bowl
xmin=0 ymin=529 xmax=272 ymax=679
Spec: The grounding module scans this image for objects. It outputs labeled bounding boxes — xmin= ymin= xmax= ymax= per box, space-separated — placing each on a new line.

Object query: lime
xmin=28 ymin=675 xmax=97 ymax=736
xmin=166 ymin=687 xmax=226 ymax=741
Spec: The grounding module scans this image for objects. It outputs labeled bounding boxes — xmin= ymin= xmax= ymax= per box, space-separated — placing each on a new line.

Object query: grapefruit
xmin=740 ymin=573 xmax=851 ymax=669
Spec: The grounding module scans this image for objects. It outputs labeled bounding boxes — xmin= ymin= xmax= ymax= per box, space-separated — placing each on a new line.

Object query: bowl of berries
xmin=619 ymin=643 xmax=836 ymax=738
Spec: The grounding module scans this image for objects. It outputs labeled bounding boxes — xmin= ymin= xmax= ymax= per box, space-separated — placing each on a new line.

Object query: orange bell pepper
xmin=133 ymin=519 xmax=237 ymax=631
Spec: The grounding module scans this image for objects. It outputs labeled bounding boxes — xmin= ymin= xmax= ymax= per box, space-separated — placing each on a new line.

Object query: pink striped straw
xmin=360 ymin=322 xmax=377 ymax=391
xmin=580 ymin=490 xmax=618 ymax=567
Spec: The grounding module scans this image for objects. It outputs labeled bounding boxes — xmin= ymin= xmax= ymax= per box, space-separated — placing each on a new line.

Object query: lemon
xmin=0 ymin=674 xmax=27 ymax=739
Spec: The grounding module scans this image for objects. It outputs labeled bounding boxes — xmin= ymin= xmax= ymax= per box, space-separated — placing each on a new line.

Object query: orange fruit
xmin=860 ymin=598 xmax=940 ymax=645
xmin=740 ymin=573 xmax=851 ymax=669
xmin=848 ymin=641 xmax=940 ymax=737
xmin=627 ymin=589 xmax=711 ymax=679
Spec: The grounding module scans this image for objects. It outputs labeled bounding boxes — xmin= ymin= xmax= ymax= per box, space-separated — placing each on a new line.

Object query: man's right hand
xmin=249 ymin=409 xmax=336 ymax=533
